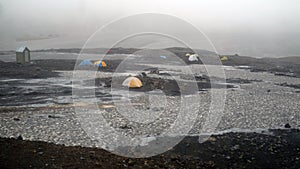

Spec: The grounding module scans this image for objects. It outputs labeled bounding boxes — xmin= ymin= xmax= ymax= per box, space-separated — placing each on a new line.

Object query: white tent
xmin=188 ymin=54 xmax=198 ymax=61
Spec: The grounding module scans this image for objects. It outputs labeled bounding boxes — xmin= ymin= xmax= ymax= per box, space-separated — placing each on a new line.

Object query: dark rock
xmin=17 ymin=135 xmax=23 ymax=140
xmin=284 ymin=123 xmax=291 ymax=128
xmin=149 ymin=69 xmax=160 ymax=74
xmin=48 ymin=115 xmax=61 ymax=118
xmin=141 ymin=72 xmax=147 ymax=77
xmin=13 ymin=117 xmax=20 ymax=121
xmin=119 ymin=124 xmax=132 ymax=130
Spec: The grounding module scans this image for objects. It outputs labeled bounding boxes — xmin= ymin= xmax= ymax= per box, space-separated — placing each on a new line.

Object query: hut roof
xmin=16 ymin=46 xmax=30 ymax=53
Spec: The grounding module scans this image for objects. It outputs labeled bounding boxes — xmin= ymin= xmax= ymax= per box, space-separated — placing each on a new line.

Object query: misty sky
xmin=1 ymin=0 xmax=300 ymax=57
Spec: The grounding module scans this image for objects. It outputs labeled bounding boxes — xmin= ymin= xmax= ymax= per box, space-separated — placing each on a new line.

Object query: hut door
xmin=24 ymin=51 xmax=29 ymax=62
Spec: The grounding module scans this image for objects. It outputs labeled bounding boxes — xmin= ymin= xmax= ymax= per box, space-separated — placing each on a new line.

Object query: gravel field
xmin=0 ymin=56 xmax=299 ymax=147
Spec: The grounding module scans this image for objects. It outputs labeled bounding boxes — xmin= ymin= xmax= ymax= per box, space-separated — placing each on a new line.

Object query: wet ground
xmin=0 ymin=48 xmax=299 ymax=168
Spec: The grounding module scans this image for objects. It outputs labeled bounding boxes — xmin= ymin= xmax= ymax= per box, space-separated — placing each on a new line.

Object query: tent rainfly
xmin=122 ymin=77 xmax=143 ymax=88
xmin=221 ymin=56 xmax=228 ymax=61
xmin=188 ymin=54 xmax=199 ymax=62
xmin=94 ymin=60 xmax=107 ymax=67
xmin=16 ymin=46 xmax=31 ymax=64
xmin=79 ymin=59 xmax=93 ymax=66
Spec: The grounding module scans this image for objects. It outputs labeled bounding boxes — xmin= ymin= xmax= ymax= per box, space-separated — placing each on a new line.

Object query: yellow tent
xmin=185 ymin=53 xmax=191 ymax=57
xmin=94 ymin=60 xmax=107 ymax=67
xmin=221 ymin=56 xmax=228 ymax=61
xmin=122 ymin=77 xmax=143 ymax=88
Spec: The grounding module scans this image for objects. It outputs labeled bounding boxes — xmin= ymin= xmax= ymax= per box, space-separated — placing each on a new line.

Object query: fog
xmin=1 ymin=0 xmax=300 ymax=57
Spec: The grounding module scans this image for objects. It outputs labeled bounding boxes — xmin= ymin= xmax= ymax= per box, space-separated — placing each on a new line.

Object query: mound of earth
xmin=92 ymin=74 xmax=235 ymax=96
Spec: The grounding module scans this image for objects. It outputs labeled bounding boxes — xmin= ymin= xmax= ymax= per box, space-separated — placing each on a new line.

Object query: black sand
xmin=0 ymin=129 xmax=299 ymax=169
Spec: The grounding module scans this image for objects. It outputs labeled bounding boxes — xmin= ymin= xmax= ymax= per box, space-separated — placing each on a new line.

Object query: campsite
xmin=1 ymin=1 xmax=300 ymax=168
xmin=0 ymin=47 xmax=299 ymax=168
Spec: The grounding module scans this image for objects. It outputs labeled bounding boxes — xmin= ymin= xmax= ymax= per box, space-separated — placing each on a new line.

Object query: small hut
xmin=16 ymin=46 xmax=31 ymax=64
